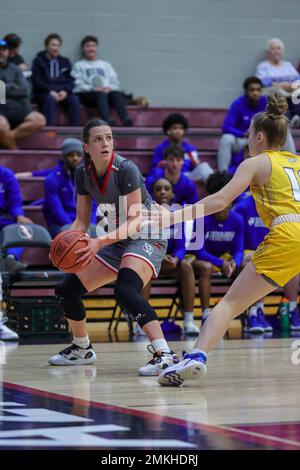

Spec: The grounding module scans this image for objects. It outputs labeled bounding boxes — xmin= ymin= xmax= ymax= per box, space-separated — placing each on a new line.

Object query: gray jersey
xmin=76 ymin=153 xmax=153 ymax=237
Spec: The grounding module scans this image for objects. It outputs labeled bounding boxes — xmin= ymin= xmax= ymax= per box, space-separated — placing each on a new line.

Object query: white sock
xmin=203 ymin=308 xmax=210 ymax=319
xmin=184 ymin=312 xmax=194 ymax=324
xmin=73 ymin=335 xmax=90 ymax=349
xmin=289 ymin=301 xmax=297 ymax=311
xmin=191 ymin=349 xmax=207 ymax=360
xmin=249 ymin=306 xmax=257 ymax=317
xmin=256 ymin=301 xmax=264 ymax=310
xmin=152 ymin=338 xmax=170 ymax=354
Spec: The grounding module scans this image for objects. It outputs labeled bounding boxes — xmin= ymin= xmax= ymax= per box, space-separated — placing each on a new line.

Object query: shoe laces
xmin=59 ymin=343 xmax=80 ymax=356
xmin=146 ymin=344 xmax=170 ymax=365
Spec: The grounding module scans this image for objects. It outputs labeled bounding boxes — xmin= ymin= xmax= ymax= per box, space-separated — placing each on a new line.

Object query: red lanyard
xmin=89 ymin=152 xmax=114 ymax=194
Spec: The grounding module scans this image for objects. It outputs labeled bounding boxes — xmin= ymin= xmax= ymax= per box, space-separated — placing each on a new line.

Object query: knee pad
xmin=55 ymin=274 xmax=87 ymax=321
xmin=115 ymin=268 xmax=157 ymax=328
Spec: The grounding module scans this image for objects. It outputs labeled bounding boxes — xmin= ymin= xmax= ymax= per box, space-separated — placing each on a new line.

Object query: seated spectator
xmin=152 ymin=113 xmax=213 ymax=180
xmin=143 ymin=178 xmax=199 ymax=335
xmin=235 ymin=194 xmax=300 ymax=332
xmin=0 ymin=164 xmax=33 ymax=273
xmin=146 ymin=145 xmax=199 ymax=206
xmin=3 ymin=33 xmax=30 ymax=76
xmin=218 ymin=76 xmax=296 ymax=173
xmin=43 ymin=138 xmax=91 ymax=237
xmin=256 ymin=38 xmax=299 ymax=93
xmin=256 ymin=38 xmax=300 ymax=127
xmin=73 ymin=35 xmax=132 ymax=126
xmin=190 ymin=171 xmax=244 ymax=323
xmin=32 ymin=33 xmax=80 ymax=126
xmin=0 ymin=39 xmax=45 ymax=149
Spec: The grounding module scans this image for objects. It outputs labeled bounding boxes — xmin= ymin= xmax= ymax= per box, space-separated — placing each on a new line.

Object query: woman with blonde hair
xmin=157 ymin=91 xmax=300 ymax=386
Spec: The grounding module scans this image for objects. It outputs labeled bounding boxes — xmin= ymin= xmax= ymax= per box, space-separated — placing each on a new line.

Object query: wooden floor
xmin=1 ymin=325 xmax=300 ymax=450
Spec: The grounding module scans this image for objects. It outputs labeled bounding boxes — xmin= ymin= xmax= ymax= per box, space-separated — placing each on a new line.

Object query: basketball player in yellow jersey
xmin=157 ymin=90 xmax=300 ymax=386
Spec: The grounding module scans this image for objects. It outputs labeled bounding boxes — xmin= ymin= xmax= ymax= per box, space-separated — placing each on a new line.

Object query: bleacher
xmin=1 ymin=105 xmax=292 ymax=326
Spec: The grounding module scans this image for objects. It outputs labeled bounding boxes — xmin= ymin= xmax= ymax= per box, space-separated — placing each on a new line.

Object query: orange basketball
xmin=50 ymin=230 xmax=88 ymax=273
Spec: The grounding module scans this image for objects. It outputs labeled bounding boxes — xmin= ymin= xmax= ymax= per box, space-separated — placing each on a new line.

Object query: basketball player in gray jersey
xmin=49 ymin=118 xmax=180 ymax=375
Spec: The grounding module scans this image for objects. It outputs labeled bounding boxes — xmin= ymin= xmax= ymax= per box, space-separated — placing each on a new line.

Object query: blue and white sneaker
xmin=157 ymin=351 xmax=207 ymax=386
xmin=290 ymin=307 xmax=300 ymax=331
xmin=244 ymin=314 xmax=265 ymax=334
xmin=257 ymin=307 xmax=273 ymax=332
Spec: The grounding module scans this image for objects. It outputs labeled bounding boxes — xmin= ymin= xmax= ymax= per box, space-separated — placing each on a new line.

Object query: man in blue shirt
xmin=146 ymin=145 xmax=199 ymax=206
xmin=190 ymin=171 xmax=244 ymax=323
xmin=143 ymin=177 xmax=199 ymax=335
xmin=0 ymin=165 xmax=33 ymax=341
xmin=218 ymin=76 xmax=295 ymax=173
xmin=0 ymin=165 xmax=32 ymax=270
xmin=152 ymin=113 xmax=213 ymax=181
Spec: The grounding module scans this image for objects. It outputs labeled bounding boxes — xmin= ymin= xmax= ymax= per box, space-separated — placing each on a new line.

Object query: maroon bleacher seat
xmin=31 ymin=104 xmax=227 ymax=128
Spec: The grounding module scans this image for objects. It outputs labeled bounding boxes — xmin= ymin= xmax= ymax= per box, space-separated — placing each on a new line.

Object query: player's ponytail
xmin=82 ymin=118 xmax=111 ymax=170
xmin=252 ymin=90 xmax=289 ymax=148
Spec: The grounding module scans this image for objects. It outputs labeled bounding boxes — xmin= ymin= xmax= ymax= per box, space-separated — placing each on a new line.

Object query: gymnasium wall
xmin=1 ymin=0 xmax=300 ymax=107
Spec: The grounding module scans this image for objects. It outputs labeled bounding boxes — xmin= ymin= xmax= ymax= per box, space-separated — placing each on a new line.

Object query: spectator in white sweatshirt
xmin=73 ymin=36 xmax=133 ymax=126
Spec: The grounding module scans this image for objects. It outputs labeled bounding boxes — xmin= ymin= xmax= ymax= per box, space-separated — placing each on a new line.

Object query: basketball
xmin=50 ymin=230 xmax=88 ymax=273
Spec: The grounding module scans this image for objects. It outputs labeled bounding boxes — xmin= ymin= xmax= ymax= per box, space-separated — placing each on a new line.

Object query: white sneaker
xmin=0 ymin=323 xmax=19 ymax=341
xmin=48 ymin=342 xmax=97 ymax=366
xmin=184 ymin=321 xmax=200 ymax=336
xmin=158 ymin=352 xmax=207 ymax=386
xmin=138 ymin=345 xmax=180 ymax=376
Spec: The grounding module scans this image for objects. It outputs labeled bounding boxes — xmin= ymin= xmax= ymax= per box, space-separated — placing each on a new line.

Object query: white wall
xmin=1 ymin=0 xmax=300 ymax=107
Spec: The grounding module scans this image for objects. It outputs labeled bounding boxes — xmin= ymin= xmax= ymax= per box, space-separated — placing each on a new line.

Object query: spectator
xmin=32 ymin=33 xmax=80 ymax=126
xmin=256 ymin=38 xmax=300 ymax=127
xmin=0 ymin=39 xmax=45 ymax=149
xmin=146 ymin=145 xmax=199 ymax=206
xmin=143 ymin=178 xmax=199 ymax=335
xmin=218 ymin=76 xmax=296 ymax=173
xmin=0 ymin=164 xmax=33 ymax=273
xmin=256 ymin=38 xmax=299 ymax=93
xmin=152 ymin=113 xmax=213 ymax=180
xmin=190 ymin=171 xmax=244 ymax=323
xmin=73 ymin=35 xmax=132 ymax=126
xmin=43 ymin=138 xmax=96 ymax=237
xmin=235 ymin=194 xmax=300 ymax=332
xmin=3 ymin=33 xmax=30 ymax=75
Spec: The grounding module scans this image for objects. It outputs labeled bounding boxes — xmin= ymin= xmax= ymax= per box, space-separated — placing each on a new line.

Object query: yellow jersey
xmin=250 ymin=150 xmax=300 ymax=229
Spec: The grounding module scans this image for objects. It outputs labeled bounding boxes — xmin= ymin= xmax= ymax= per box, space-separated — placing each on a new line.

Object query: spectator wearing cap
xmin=0 ymin=39 xmax=45 ymax=149
xmin=3 ymin=33 xmax=30 ymax=75
xmin=152 ymin=113 xmax=213 ymax=181
xmin=43 ymin=138 xmax=86 ymax=237
xmin=32 ymin=33 xmax=80 ymax=126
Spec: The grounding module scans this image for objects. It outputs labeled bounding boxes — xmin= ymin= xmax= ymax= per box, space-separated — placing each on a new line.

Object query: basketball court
xmin=1 ymin=329 xmax=300 ymax=450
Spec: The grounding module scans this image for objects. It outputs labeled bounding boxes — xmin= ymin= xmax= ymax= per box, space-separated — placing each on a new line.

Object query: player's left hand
xmin=75 ymin=237 xmax=102 ymax=268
